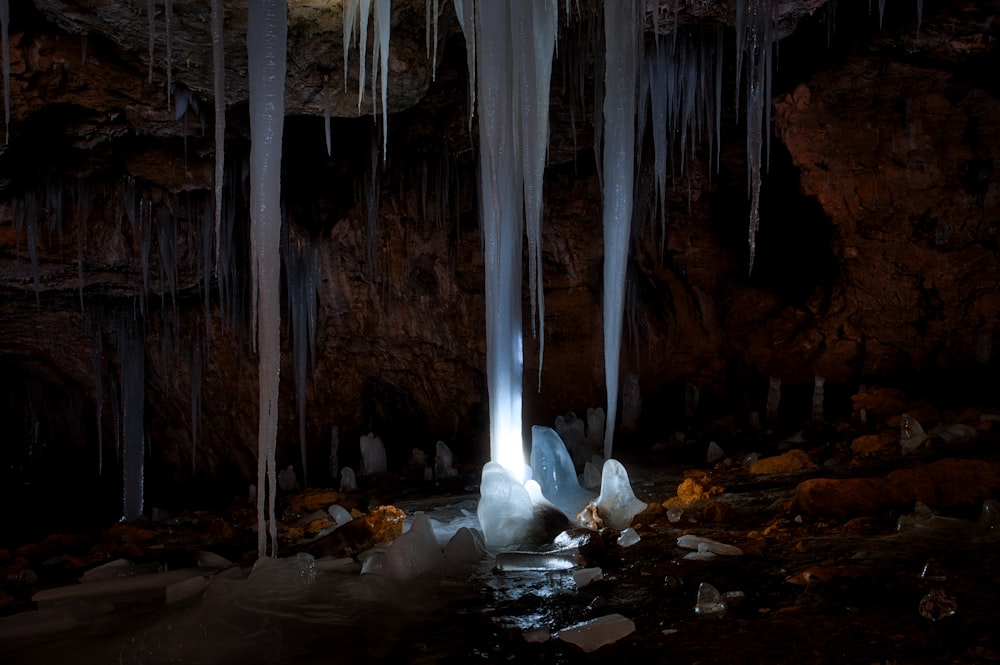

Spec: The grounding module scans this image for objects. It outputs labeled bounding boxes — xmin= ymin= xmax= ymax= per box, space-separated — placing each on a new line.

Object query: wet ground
xmin=2 ymin=404 xmax=1000 ymax=664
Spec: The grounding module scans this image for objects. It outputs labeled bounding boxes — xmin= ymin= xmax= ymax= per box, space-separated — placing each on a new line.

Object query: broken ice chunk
xmin=677 ymin=534 xmax=743 ymax=556
xmin=694 ymin=582 xmax=727 ymax=616
xmin=900 ymin=414 xmax=928 ymax=452
xmin=683 ymin=543 xmax=717 ymax=561
xmin=495 ymin=550 xmax=580 ymax=572
xmin=593 ymin=459 xmax=647 ymax=530
xmin=573 ymin=566 xmax=603 ymax=588
xmin=617 ymin=528 xmax=640 ymax=547
xmin=557 ymin=613 xmax=636 ymax=652
xmin=706 ymin=441 xmax=725 ymax=465
xmin=327 ymin=504 xmax=354 ymax=526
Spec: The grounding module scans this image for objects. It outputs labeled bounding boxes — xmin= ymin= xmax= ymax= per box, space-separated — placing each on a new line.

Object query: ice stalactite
xmin=74 ymin=179 xmax=90 ymax=312
xmin=323 ymin=76 xmax=332 ymax=156
xmin=139 ymin=198 xmax=153 ymax=315
xmin=117 ymin=309 xmax=145 ymax=522
xmin=283 ymin=232 xmax=322 ymax=488
xmin=740 ymin=0 xmax=775 ymax=274
xmin=190 ymin=341 xmax=202 ymax=474
xmin=16 ymin=194 xmax=42 ymax=306
xmin=600 ymin=0 xmax=638 ymax=461
xmin=88 ymin=305 xmax=104 ymax=475
xmin=425 ymin=0 xmax=439 ymax=80
xmin=165 ymin=0 xmax=173 ymax=110
xmin=374 ymin=0 xmax=391 ymax=157
xmin=878 ymin=0 xmax=886 ymax=30
xmin=147 ymin=0 xmax=156 ymax=84
xmin=1 ymin=0 xmax=10 ymax=144
xmin=357 ymin=0 xmax=371 ymax=111
xmin=156 ymin=207 xmax=179 ymax=329
xmin=247 ymin=0 xmax=287 ymax=559
xmin=211 ymin=0 xmax=225 ymax=269
xmin=518 ymin=0 xmax=557 ymax=392
xmin=343 ymin=0 xmax=359 ymax=90
xmin=452 ymin=0 xmax=475 ymax=129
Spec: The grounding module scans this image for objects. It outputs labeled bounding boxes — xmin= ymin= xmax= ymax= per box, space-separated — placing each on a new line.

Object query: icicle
xmin=364 ymin=132 xmax=380 ymax=278
xmin=517 ymin=0 xmax=557 ymax=391
xmin=89 ymin=305 xmax=104 ymax=475
xmin=453 ymin=0 xmax=476 ymax=128
xmin=343 ymin=0 xmax=360 ymax=92
xmin=374 ymin=0 xmax=391 ymax=157
xmin=915 ymin=0 xmax=922 ymax=31
xmin=0 ymin=0 xmax=10 ymax=145
xmin=147 ymin=0 xmax=156 ymax=84
xmin=117 ymin=310 xmax=145 ymax=522
xmin=200 ymin=193 xmax=212 ymax=344
xmin=81 ymin=33 xmax=87 ymax=65
xmin=190 ymin=341 xmax=202 ymax=474
xmin=211 ymin=0 xmax=225 ymax=269
xmin=74 ymin=180 xmax=91 ymax=311
xmin=139 ymin=198 xmax=152 ymax=314
xmin=247 ymin=0 xmax=287 ymax=559
xmin=742 ymin=0 xmax=775 ymax=274
xmin=357 ymin=0 xmax=372 ymax=112
xmin=323 ymin=76 xmax=332 ymax=156
xmin=165 ymin=0 xmax=173 ymax=111
xmin=600 ymin=0 xmax=638 ymax=460
xmin=431 ymin=0 xmax=439 ymax=80
xmin=878 ymin=0 xmax=885 ymax=30
xmin=20 ymin=194 xmax=42 ymax=306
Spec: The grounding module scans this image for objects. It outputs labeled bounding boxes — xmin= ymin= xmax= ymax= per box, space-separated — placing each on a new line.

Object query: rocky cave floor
xmin=2 ymin=385 xmax=1000 ymax=664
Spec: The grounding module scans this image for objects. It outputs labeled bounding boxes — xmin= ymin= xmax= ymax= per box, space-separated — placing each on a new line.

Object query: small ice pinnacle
xmin=617 ymin=528 xmax=640 ymax=547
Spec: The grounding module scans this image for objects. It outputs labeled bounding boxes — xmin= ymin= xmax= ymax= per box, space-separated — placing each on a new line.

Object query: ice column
xmin=600 ymin=1 xmax=638 ymax=460
xmin=247 ymin=0 xmax=287 ymax=558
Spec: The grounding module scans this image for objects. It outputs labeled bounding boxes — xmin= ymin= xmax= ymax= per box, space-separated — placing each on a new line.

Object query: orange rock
xmin=665 ymin=477 xmax=724 ymax=508
xmin=749 ymin=449 xmax=815 ymax=475
xmin=285 ymin=488 xmax=345 ymax=515
xmin=702 ymin=501 xmax=727 ymax=523
xmin=850 ymin=430 xmax=896 ymax=456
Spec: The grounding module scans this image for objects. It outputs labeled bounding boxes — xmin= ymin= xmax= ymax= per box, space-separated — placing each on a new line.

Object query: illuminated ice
xmin=573 ymin=567 xmax=603 ymax=588
xmin=477 ymin=462 xmax=535 ymax=548
xmin=327 ymin=504 xmax=353 ymax=525
xmin=617 ymin=528 xmax=640 ymax=547
xmin=529 ymin=426 xmax=595 ymax=520
xmin=695 ymin=582 xmax=727 ymax=616
xmin=593 ymin=459 xmax=647 ymax=530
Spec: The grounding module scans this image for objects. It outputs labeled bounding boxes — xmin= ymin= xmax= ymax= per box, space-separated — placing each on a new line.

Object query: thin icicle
xmin=517 ymin=0 xmax=557 ymax=391
xmin=117 ymin=310 xmax=145 ymax=522
xmin=600 ymin=0 xmax=638 ymax=461
xmin=147 ymin=0 xmax=156 ymax=84
xmin=89 ymin=306 xmax=104 ymax=475
xmin=165 ymin=0 xmax=173 ymax=110
xmin=742 ymin=0 xmax=775 ymax=273
xmin=190 ymin=341 xmax=202 ymax=474
xmin=248 ymin=0 xmax=287 ymax=559
xmin=21 ymin=194 xmax=41 ymax=306
xmin=74 ymin=179 xmax=90 ymax=311
xmin=1 ymin=0 xmax=10 ymax=145
xmin=916 ymin=0 xmax=922 ymax=31
xmin=357 ymin=0 xmax=372 ymax=112
xmin=323 ymin=76 xmax=332 ymax=156
xmin=211 ymin=0 xmax=225 ymax=269
xmin=431 ymin=0 xmax=439 ymax=80
xmin=374 ymin=0 xmax=391 ymax=157
xmin=878 ymin=0 xmax=885 ymax=30
xmin=343 ymin=0 xmax=360 ymax=91
xmin=453 ymin=0 xmax=476 ymax=129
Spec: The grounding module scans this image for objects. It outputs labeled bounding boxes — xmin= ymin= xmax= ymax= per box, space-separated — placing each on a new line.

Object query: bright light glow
xmin=495 ymin=425 xmax=526 ymax=485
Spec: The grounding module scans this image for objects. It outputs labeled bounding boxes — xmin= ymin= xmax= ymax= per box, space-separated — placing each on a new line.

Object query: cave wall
xmin=0 ymin=0 xmax=997 ymax=512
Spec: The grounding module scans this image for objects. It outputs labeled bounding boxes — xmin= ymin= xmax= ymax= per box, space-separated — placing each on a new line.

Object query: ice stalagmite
xmin=247 ymin=0 xmax=287 ymax=559
xmin=741 ymin=0 xmax=774 ymax=274
xmin=517 ymin=0 xmax=557 ymax=391
xmin=600 ymin=1 xmax=638 ymax=460
xmin=1 ymin=0 xmax=10 ymax=144
xmin=211 ymin=0 xmax=225 ymax=267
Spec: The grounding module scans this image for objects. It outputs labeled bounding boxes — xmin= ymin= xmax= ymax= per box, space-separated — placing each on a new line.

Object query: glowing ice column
xmin=247 ymin=0 xmax=287 ymax=559
xmin=600 ymin=1 xmax=638 ymax=460
xmin=476 ymin=1 xmax=524 ymax=482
